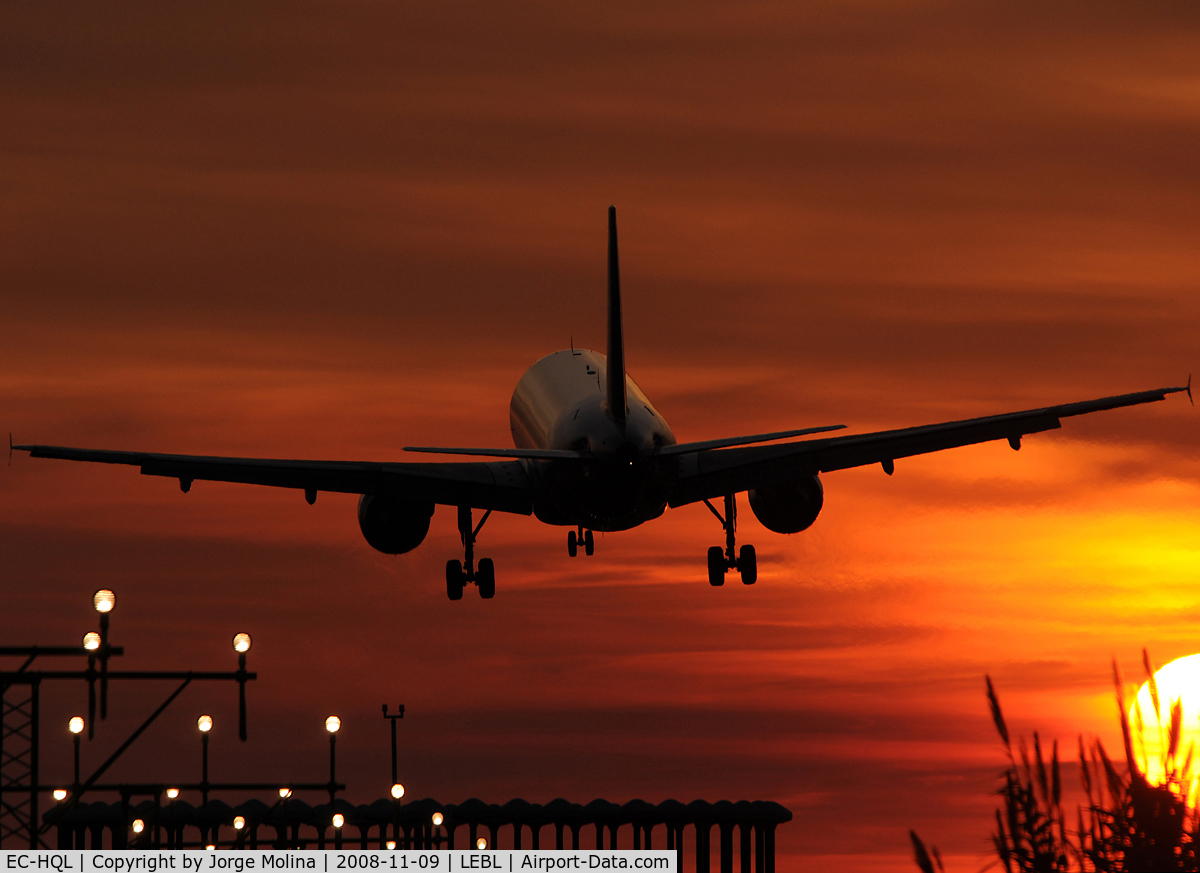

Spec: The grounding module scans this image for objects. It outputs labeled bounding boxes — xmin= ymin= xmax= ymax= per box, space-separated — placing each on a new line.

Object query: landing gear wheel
xmin=738 ymin=544 xmax=757 ymax=585
xmin=707 ymin=546 xmax=726 ymax=587
xmin=584 ymin=529 xmax=594 ymax=556
xmin=567 ymin=530 xmax=578 ymax=557
xmin=446 ymin=560 xmax=465 ymax=601
xmin=477 ymin=558 xmax=495 ymax=599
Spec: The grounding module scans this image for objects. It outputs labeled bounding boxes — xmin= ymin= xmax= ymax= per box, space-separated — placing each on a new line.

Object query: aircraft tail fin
xmin=606 ymin=205 xmax=627 ymax=425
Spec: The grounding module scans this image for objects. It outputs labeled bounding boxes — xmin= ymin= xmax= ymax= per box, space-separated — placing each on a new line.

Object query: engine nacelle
xmin=748 ymin=474 xmax=824 ymax=534
xmin=357 ymin=494 xmax=435 ymax=554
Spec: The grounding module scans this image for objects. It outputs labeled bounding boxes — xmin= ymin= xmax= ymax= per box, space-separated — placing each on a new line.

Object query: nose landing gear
xmin=703 ymin=493 xmax=756 ymax=586
xmin=567 ymin=527 xmax=595 ymax=557
xmin=446 ymin=506 xmax=495 ymax=600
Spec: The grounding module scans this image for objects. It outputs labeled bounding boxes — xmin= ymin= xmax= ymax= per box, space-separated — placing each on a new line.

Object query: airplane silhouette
xmin=13 ymin=207 xmax=1193 ymax=600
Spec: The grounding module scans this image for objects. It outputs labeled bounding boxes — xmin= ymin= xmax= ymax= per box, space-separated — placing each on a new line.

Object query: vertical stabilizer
xmin=606 ymin=205 xmax=627 ymax=425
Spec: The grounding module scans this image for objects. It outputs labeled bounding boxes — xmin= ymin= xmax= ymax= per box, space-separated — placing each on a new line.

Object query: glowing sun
xmin=1130 ymin=653 xmax=1200 ymax=799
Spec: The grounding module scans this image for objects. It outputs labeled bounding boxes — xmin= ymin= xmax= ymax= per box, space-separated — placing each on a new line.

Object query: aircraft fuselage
xmin=510 ymin=349 xmax=677 ymax=531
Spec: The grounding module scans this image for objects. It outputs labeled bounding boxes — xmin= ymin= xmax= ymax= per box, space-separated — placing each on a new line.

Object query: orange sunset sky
xmin=2 ymin=3 xmax=1199 ymax=870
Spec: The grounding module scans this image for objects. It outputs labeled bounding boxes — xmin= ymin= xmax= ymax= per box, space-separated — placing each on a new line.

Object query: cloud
xmin=3 ymin=3 xmax=1199 ymax=870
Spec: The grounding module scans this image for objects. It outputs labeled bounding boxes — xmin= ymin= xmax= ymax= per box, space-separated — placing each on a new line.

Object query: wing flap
xmin=16 ymin=445 xmax=534 ymax=515
xmin=668 ymin=384 xmax=1186 ymax=507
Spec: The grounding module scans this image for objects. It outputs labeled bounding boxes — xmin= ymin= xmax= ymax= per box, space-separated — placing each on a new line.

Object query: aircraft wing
xmin=10 ymin=444 xmax=535 ymax=515
xmin=667 ymin=383 xmax=1191 ymax=507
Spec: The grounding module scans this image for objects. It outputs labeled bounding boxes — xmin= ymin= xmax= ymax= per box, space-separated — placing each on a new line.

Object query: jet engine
xmin=748 ymin=474 xmax=824 ymax=534
xmin=357 ymin=494 xmax=435 ymax=554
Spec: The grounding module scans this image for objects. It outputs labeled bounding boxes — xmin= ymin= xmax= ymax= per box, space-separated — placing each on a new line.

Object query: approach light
xmin=93 ymin=590 xmax=116 ymax=613
xmin=279 ymin=788 xmax=292 ymax=799
xmin=53 ymin=790 xmax=67 ymax=802
xmin=332 ymin=814 xmax=345 ymax=829
xmin=386 ymin=842 xmax=396 ymax=850
xmin=197 ymin=715 xmax=213 ymax=733
xmin=83 ymin=632 xmax=101 ymax=651
xmin=68 ymin=717 xmax=84 ymax=735
xmin=325 ymin=716 xmax=340 ymax=734
xmin=233 ymin=816 xmax=245 ymax=830
xmin=390 ymin=783 xmax=404 ymax=800
xmin=476 ymin=838 xmax=487 ymax=850
xmin=232 ymin=633 xmax=251 ymax=653
xmin=167 ymin=788 xmax=179 ymax=799
xmin=132 ymin=819 xmax=145 ymax=834
xmin=432 ymin=812 xmax=443 ymax=827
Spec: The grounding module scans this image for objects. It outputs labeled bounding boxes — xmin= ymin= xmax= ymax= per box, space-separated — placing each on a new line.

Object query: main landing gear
xmin=446 ymin=506 xmax=495 ymax=601
xmin=703 ymin=493 xmax=756 ymax=586
xmin=567 ymin=526 xmax=594 ymax=557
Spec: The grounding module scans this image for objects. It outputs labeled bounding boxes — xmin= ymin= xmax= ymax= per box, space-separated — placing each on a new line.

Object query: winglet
xmin=606 ymin=205 xmax=627 ymax=426
xmin=1188 ymin=374 xmax=1193 ymax=406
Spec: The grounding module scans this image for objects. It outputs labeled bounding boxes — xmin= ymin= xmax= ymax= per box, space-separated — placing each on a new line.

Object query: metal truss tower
xmin=0 ymin=676 xmax=41 ymax=848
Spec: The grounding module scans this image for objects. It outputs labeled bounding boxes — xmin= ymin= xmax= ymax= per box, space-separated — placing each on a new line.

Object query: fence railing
xmin=45 ymin=796 xmax=792 ymax=873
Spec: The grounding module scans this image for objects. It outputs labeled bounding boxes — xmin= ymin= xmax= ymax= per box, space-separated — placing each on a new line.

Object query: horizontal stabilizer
xmin=658 ymin=424 xmax=847 ymax=456
xmin=404 ymin=446 xmax=583 ymax=460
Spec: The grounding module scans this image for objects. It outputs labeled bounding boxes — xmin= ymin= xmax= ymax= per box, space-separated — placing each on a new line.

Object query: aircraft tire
xmin=707 ymin=546 xmax=725 ymax=587
xmin=567 ymin=531 xmax=578 ymax=557
xmin=477 ymin=558 xmax=496 ymax=599
xmin=446 ymin=560 xmax=465 ymax=601
xmin=738 ymin=544 xmax=757 ymax=585
xmin=584 ymin=529 xmax=594 ymax=556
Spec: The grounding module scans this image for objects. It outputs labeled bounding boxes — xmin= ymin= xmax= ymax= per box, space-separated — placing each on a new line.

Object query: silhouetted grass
xmin=912 ymin=650 xmax=1200 ymax=872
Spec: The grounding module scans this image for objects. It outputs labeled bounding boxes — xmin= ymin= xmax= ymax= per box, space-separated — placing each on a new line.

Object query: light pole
xmin=325 ymin=716 xmax=340 ymax=805
xmin=197 ymin=715 xmax=213 ymax=806
xmin=390 ymin=782 xmax=405 ymax=848
xmin=332 ymin=813 xmax=345 ymax=851
xmin=382 ymin=704 xmax=405 ymax=784
xmin=82 ymin=632 xmax=100 ymax=738
xmin=92 ymin=589 xmax=115 ymax=723
xmin=383 ymin=703 xmax=405 ymax=847
xmin=68 ymin=716 xmax=84 ymax=788
xmin=233 ymin=633 xmax=251 ymax=740
xmin=166 ymin=789 xmax=179 ymax=849
xmin=279 ymin=788 xmax=292 ymax=849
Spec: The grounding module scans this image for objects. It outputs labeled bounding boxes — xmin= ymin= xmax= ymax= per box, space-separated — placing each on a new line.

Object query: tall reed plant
xmin=912 ymin=651 xmax=1200 ymax=872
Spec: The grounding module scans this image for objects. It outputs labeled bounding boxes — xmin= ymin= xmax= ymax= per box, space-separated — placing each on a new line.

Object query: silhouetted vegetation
xmin=913 ymin=651 xmax=1200 ymax=872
